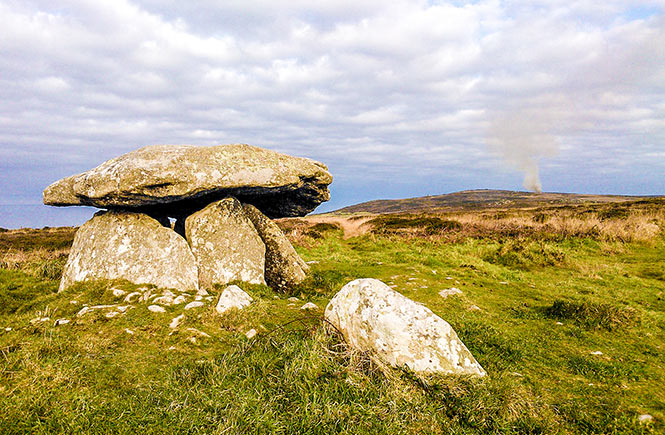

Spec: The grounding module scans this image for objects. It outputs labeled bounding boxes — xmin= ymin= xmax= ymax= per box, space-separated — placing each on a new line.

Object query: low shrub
xmin=305 ymin=222 xmax=342 ymax=239
xmin=485 ymin=239 xmax=566 ymax=269
xmin=544 ymin=299 xmax=638 ymax=331
xmin=369 ymin=216 xmax=462 ymax=235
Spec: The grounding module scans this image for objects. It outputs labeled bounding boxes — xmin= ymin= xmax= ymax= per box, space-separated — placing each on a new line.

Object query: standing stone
xmin=325 ymin=278 xmax=486 ymax=376
xmin=243 ymin=204 xmax=309 ymax=292
xmin=43 ymin=144 xmax=332 ymax=218
xmin=59 ymin=211 xmax=199 ymax=293
xmin=186 ymin=197 xmax=266 ymax=289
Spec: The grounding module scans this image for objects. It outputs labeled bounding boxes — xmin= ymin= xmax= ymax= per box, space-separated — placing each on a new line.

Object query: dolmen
xmin=44 ymin=144 xmax=332 ymax=293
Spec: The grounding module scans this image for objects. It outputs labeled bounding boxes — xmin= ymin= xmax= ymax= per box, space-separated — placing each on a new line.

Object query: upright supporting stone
xmin=59 ymin=211 xmax=199 ymax=293
xmin=243 ymin=204 xmax=309 ymax=292
xmin=185 ymin=197 xmax=266 ymax=289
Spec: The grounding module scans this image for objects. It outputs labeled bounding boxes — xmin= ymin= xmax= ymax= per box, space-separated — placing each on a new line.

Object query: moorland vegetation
xmin=0 ymin=198 xmax=663 ymax=433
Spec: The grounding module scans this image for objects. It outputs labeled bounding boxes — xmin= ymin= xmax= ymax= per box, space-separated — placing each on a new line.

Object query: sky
xmin=1 ymin=0 xmax=664 ymax=228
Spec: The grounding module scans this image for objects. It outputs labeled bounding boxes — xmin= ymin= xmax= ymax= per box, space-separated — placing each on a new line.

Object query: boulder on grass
xmin=243 ymin=204 xmax=309 ymax=292
xmin=59 ymin=211 xmax=199 ymax=293
xmin=216 ymin=285 xmax=253 ymax=314
xmin=325 ymin=278 xmax=486 ymax=376
xmin=186 ymin=197 xmax=266 ymax=289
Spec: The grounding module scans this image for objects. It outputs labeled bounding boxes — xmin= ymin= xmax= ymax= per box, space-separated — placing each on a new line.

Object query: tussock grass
xmin=544 ymin=299 xmax=639 ymax=331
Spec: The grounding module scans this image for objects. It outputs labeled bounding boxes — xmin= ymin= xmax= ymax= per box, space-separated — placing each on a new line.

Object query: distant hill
xmin=329 ymin=189 xmax=659 ymax=215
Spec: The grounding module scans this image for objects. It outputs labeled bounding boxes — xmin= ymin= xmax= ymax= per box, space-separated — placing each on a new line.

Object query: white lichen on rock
xmin=186 ymin=198 xmax=266 ymax=288
xmin=216 ymin=285 xmax=253 ymax=315
xmin=59 ymin=211 xmax=199 ymax=293
xmin=325 ymin=278 xmax=486 ymax=376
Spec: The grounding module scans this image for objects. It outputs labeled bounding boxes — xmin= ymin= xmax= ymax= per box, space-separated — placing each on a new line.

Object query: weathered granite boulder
xmin=325 ymin=278 xmax=486 ymax=376
xmin=59 ymin=211 xmax=199 ymax=293
xmin=186 ymin=197 xmax=266 ymax=289
xmin=43 ymin=144 xmax=332 ymax=218
xmin=216 ymin=285 xmax=253 ymax=314
xmin=243 ymin=204 xmax=309 ymax=292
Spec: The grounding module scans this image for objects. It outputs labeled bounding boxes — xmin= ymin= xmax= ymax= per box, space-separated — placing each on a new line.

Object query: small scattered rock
xmin=54 ymin=319 xmax=70 ymax=326
xmin=216 ymin=285 xmax=253 ymax=315
xmin=168 ymin=345 xmax=176 ymax=350
xmin=173 ymin=295 xmax=188 ymax=305
xmin=69 ymin=300 xmax=79 ymax=304
xmin=139 ymin=291 xmax=154 ymax=303
xmin=76 ymin=304 xmax=117 ymax=317
xmin=30 ymin=317 xmax=50 ymax=325
xmin=124 ymin=292 xmax=142 ymax=303
xmin=468 ymin=305 xmax=481 ymax=311
xmin=300 ymin=302 xmax=318 ymax=311
xmin=153 ymin=296 xmax=174 ymax=306
xmin=112 ymin=288 xmax=126 ymax=298
xmin=287 ymin=296 xmax=299 ymax=302
xmin=431 ymin=270 xmax=437 ymax=274
xmin=169 ymin=314 xmax=185 ymax=329
xmin=439 ymin=287 xmax=462 ymax=298
xmin=148 ymin=305 xmax=166 ymax=313
xmin=245 ymin=329 xmax=257 ymax=339
xmin=125 ymin=328 xmax=135 ymax=335
xmin=184 ymin=301 xmax=205 ymax=310
xmin=638 ymin=414 xmax=653 ymax=423
xmin=306 ymin=261 xmax=319 ymax=264
xmin=590 ymin=351 xmax=603 ymax=356
xmin=556 ymin=321 xmax=564 ymax=326
xmin=445 ymin=277 xmax=453 ymax=280
xmin=4 ymin=327 xmax=11 ymax=332
xmin=499 ymin=281 xmax=509 ymax=285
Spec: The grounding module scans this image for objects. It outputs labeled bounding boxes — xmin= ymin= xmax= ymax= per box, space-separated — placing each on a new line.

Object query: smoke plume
xmin=486 ymin=109 xmax=559 ymax=193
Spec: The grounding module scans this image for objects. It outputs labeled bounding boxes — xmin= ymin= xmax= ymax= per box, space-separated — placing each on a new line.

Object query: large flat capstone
xmin=59 ymin=211 xmax=199 ymax=293
xmin=43 ymin=144 xmax=332 ymax=218
xmin=325 ymin=278 xmax=486 ymax=376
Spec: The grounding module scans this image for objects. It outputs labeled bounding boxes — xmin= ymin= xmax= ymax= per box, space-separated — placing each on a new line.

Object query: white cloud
xmin=0 ymin=0 xmax=664 ymax=217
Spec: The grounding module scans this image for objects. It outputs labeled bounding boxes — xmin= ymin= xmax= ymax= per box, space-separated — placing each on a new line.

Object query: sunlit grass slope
xmin=0 ymin=201 xmax=663 ymax=434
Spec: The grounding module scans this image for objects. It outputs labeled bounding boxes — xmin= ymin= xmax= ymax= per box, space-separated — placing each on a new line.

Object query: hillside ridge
xmin=328 ymin=189 xmax=660 ymax=215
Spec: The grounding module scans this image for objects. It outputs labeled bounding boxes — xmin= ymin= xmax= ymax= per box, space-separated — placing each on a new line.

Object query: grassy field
xmin=1 ymin=199 xmax=664 ymax=433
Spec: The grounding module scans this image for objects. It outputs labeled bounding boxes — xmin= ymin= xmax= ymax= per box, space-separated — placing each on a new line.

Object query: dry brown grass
xmin=452 ymin=209 xmax=662 ymax=243
xmin=352 ymin=199 xmax=665 ymax=243
xmin=0 ymin=248 xmax=70 ymax=270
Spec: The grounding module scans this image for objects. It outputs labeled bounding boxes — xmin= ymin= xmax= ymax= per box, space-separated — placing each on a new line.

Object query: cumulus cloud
xmin=0 ymin=0 xmax=663 ymax=224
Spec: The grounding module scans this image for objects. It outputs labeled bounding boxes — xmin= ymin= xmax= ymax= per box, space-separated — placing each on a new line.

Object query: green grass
xmin=1 ymin=217 xmax=664 ymax=433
